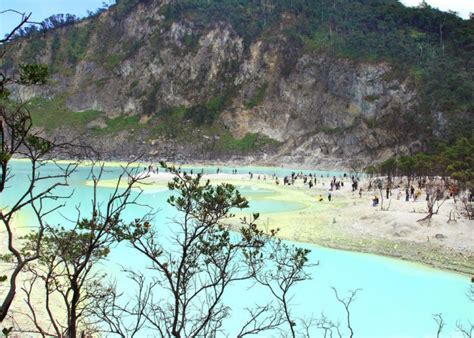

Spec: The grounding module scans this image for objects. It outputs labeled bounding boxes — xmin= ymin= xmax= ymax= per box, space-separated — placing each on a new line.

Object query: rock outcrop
xmin=4 ymin=1 xmax=428 ymax=168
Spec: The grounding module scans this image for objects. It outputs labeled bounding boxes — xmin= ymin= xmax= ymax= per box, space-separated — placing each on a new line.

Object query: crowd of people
xmin=141 ymin=164 xmax=473 ymax=208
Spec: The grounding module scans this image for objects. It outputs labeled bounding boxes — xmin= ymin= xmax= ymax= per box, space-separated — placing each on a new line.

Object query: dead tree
xmin=17 ymin=163 xmax=150 ymax=338
xmin=255 ymin=240 xmax=315 ymax=338
xmin=297 ymin=287 xmax=361 ymax=338
xmin=86 ymin=269 xmax=152 ymax=338
xmin=315 ymin=313 xmax=342 ymax=338
xmin=349 ymin=159 xmax=363 ymax=178
xmin=373 ymin=178 xmax=391 ymax=211
xmin=236 ymin=304 xmax=285 ymax=337
xmin=457 ymin=321 xmax=474 ymax=338
xmin=460 ymin=192 xmax=473 ymax=220
xmin=331 ymin=288 xmax=361 ymax=338
xmin=433 ymin=313 xmax=445 ymax=338
xmin=455 ymin=286 xmax=474 ymax=338
xmin=417 ymin=178 xmax=446 ymax=224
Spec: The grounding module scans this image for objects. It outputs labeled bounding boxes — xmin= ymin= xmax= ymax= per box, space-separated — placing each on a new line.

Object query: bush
xmin=245 ymin=83 xmax=268 ymax=109
xmin=185 ymin=94 xmax=230 ymax=125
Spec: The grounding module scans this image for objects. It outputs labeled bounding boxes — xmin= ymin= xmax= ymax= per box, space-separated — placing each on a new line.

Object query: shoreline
xmin=281 ymin=233 xmax=473 ymax=277
xmin=11 ymin=158 xmax=474 ymax=276
xmin=10 ymin=157 xmax=351 ymax=173
xmin=94 ymin=170 xmax=474 ymax=276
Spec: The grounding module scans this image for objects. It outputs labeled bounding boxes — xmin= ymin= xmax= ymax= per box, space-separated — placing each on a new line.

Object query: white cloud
xmin=400 ymin=0 xmax=473 ymax=19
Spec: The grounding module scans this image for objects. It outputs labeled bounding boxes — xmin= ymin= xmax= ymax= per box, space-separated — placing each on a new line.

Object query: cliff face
xmin=5 ymin=1 xmax=432 ymax=167
xmin=223 ymin=52 xmax=418 ymax=167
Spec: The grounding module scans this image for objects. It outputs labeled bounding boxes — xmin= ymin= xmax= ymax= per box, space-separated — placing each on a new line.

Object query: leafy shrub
xmin=185 ymin=94 xmax=230 ymax=125
xmin=245 ymin=83 xmax=268 ymax=109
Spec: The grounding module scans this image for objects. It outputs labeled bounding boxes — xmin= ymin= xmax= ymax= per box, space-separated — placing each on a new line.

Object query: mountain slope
xmin=3 ymin=0 xmax=473 ymax=167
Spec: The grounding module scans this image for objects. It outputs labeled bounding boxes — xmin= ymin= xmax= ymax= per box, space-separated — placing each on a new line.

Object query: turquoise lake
xmin=3 ymin=161 xmax=473 ymax=337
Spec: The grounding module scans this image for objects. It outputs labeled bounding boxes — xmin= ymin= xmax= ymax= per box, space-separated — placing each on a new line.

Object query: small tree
xmin=97 ymin=164 xmax=312 ymax=337
xmin=349 ymin=159 xmax=363 ymax=177
xmin=18 ymin=164 xmax=149 ymax=337
xmin=0 ymin=9 xmax=85 ymax=323
xmin=417 ymin=177 xmax=446 ymax=224
xmin=255 ymin=241 xmax=314 ymax=338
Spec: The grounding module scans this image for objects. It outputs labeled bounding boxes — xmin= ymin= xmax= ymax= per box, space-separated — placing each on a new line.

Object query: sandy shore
xmin=93 ymin=170 xmax=474 ymax=275
xmin=0 ymin=213 xmax=67 ymax=334
xmin=11 ymin=158 xmax=472 ymax=275
xmin=3 ymin=163 xmax=473 ymax=333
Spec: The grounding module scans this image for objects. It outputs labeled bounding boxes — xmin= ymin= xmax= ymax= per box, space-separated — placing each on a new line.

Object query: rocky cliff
xmin=4 ymin=0 xmax=472 ymax=168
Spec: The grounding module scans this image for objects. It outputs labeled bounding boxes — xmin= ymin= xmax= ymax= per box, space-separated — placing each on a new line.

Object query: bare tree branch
xmin=433 ymin=313 xmax=445 ymax=338
xmin=331 ymin=287 xmax=361 ymax=338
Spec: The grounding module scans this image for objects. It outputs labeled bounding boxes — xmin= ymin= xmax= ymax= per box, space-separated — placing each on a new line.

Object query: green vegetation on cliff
xmin=157 ymin=0 xmax=472 ymax=137
xmin=26 ymin=97 xmax=278 ymax=155
xmin=5 ymin=0 xmax=473 ymax=162
xmin=27 ymin=97 xmax=101 ymax=131
xmin=245 ymin=83 xmax=268 ymax=109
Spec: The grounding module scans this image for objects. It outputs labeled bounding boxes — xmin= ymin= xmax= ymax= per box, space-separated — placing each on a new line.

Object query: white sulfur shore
xmin=122 ymin=170 xmax=474 ymax=275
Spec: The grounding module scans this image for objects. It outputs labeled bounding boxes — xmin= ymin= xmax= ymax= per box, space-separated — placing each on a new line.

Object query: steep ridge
xmin=3 ymin=0 xmax=472 ymax=167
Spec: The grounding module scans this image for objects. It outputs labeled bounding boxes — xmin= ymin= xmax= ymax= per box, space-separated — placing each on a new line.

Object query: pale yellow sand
xmin=9 ymin=158 xmax=474 ymax=274
xmin=90 ymin=171 xmax=474 ymax=274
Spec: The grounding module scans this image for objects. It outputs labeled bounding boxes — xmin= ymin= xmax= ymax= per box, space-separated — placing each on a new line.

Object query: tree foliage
xmin=92 ymin=163 xmax=313 ymax=337
xmin=369 ymin=136 xmax=473 ymax=189
xmin=19 ymin=164 xmax=148 ymax=337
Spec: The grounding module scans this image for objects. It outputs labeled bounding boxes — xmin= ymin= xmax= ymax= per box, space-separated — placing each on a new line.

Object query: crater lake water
xmin=2 ymin=160 xmax=472 ymax=337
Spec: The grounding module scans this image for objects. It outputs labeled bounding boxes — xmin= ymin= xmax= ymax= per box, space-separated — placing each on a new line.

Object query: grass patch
xmin=92 ymin=115 xmax=142 ymax=135
xmin=130 ymin=80 xmax=139 ymax=89
xmin=245 ymin=83 xmax=268 ymax=109
xmin=95 ymin=78 xmax=110 ymax=88
xmin=319 ymin=126 xmax=343 ymax=134
xmin=183 ymin=33 xmax=200 ymax=52
xmin=104 ymin=54 xmax=124 ymax=71
xmin=28 ymin=97 xmax=146 ymax=136
xmin=363 ymin=117 xmax=378 ymax=129
xmin=303 ymin=30 xmax=332 ymax=52
xmin=28 ymin=97 xmax=102 ymax=131
xmin=215 ymin=132 xmax=279 ymax=153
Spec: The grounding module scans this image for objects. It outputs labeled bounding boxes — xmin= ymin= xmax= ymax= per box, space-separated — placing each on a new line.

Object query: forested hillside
xmin=2 ymin=0 xmax=473 ymax=166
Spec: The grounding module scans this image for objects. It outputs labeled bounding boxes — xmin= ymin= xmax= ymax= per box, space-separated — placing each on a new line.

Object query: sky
xmin=400 ymin=0 xmax=473 ymax=18
xmin=0 ymin=0 xmax=473 ymax=37
xmin=0 ymin=0 xmax=113 ymax=37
